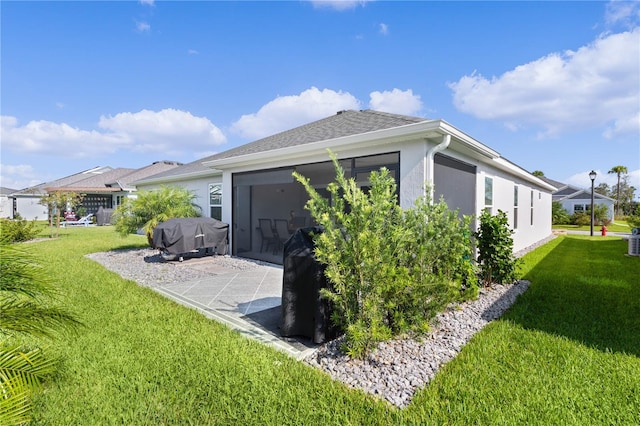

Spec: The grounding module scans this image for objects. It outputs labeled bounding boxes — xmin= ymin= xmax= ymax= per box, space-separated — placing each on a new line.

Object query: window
xmin=209 ymin=184 xmax=222 ymax=220
xmin=484 ymin=177 xmax=493 ymax=214
xmin=573 ymin=204 xmax=586 ymax=214
xmin=530 ymin=190 xmax=534 ymax=226
xmin=513 ymin=186 xmax=519 ymax=229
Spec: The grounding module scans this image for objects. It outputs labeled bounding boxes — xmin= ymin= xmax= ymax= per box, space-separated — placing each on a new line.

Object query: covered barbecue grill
xmin=152 ymin=217 xmax=229 ymax=261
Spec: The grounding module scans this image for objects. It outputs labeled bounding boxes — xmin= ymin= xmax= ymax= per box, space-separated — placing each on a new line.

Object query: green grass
xmin=24 ymin=228 xmax=640 ymax=425
xmin=553 ymin=221 xmax=631 ymax=233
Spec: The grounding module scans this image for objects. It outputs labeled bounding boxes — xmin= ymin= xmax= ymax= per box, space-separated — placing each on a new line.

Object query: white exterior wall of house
xmin=211 ymin=136 xmax=552 ymax=256
xmin=136 ymin=174 xmax=223 ymax=218
xmin=475 ymin=164 xmax=553 ymax=253
xmin=14 ymin=195 xmax=47 ymax=221
xmin=0 ymin=195 xmax=13 ymax=219
xmin=559 ymin=197 xmax=614 ymax=222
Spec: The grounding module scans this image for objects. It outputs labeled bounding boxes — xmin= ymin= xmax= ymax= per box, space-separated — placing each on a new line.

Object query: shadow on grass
xmin=505 ymin=237 xmax=640 ymax=357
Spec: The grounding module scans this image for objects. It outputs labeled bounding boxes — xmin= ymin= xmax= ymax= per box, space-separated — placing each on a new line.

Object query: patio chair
xmin=61 ymin=214 xmax=94 ymax=228
xmin=274 ymin=219 xmax=290 ymax=252
xmin=258 ymin=218 xmax=279 ymax=253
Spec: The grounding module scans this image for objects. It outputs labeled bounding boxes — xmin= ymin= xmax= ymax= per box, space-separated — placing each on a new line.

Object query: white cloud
xmin=187 ymin=49 xmax=199 ymax=55
xmin=136 ymin=21 xmax=151 ymax=33
xmin=230 ymin=87 xmax=361 ymax=140
xmin=139 ymin=0 xmax=155 ymax=6
xmin=309 ymin=0 xmax=371 ymax=11
xmin=0 ymin=164 xmax=42 ymax=190
xmin=379 ymin=23 xmax=389 ymax=35
xmin=56 ymin=102 xmax=65 ymax=109
xmin=98 ymin=109 xmax=226 ymax=155
xmin=566 ymin=168 xmax=640 ymax=193
xmin=368 ymin=89 xmax=422 ymax=116
xmin=605 ymin=0 xmax=640 ymax=28
xmin=1 ymin=116 xmax=129 ymax=157
xmin=449 ymin=28 xmax=640 ymax=138
xmin=1 ymin=109 xmax=226 ymax=160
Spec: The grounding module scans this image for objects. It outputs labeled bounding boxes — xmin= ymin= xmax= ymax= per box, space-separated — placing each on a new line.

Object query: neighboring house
xmin=13 ymin=161 xmax=182 ymax=220
xmin=540 ymin=176 xmax=615 ymax=221
xmin=135 ymin=110 xmax=556 ymax=264
xmin=0 ymin=187 xmax=18 ymax=219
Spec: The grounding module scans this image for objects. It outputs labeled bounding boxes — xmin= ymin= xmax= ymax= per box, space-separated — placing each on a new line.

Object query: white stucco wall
xmin=136 ymin=175 xmax=222 ymax=218
xmin=15 ymin=196 xmax=47 ymax=221
xmin=0 ymin=196 xmax=13 ymax=219
xmin=560 ymin=198 xmax=615 ymax=222
xmin=476 ymin=165 xmax=552 ymax=253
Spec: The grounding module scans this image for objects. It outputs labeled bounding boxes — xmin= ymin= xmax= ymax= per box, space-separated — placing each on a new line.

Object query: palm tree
xmin=532 ymin=170 xmax=545 ymax=177
xmin=0 ymin=237 xmax=81 ymax=425
xmin=608 ymin=165 xmax=628 ymax=216
xmin=113 ymin=186 xmax=202 ymax=246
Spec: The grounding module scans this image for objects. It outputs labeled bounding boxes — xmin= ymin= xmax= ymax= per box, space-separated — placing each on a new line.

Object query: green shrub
xmin=474 ymin=210 xmax=520 ymax=286
xmin=571 ymin=212 xmax=591 ymax=226
xmin=113 ymin=186 xmax=201 ymax=246
xmin=552 ymin=201 xmax=570 ymax=225
xmin=293 ymin=151 xmax=477 ymax=358
xmin=0 ymin=218 xmax=42 ymax=243
xmin=625 ymin=205 xmax=640 ymax=228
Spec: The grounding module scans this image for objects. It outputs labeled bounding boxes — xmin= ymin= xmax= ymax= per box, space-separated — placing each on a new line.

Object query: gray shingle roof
xmin=538 ymin=176 xmax=566 ymax=190
xmin=0 ymin=187 xmax=18 ymax=196
xmin=136 ymin=110 xmax=427 ymax=183
xmin=213 ymin=109 xmax=426 ymax=160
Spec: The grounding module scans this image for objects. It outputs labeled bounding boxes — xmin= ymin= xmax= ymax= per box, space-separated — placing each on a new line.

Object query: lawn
xmin=553 ymin=221 xmax=632 ymax=233
xmin=25 ymin=227 xmax=640 ymax=425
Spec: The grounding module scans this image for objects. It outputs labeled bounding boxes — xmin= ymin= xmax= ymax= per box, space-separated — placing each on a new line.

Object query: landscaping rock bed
xmin=86 ymin=248 xmax=264 ymax=288
xmin=305 ymin=280 xmax=530 ymax=407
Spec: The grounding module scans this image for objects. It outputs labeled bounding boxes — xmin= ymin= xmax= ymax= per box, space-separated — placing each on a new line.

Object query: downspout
xmin=425 ymin=134 xmax=451 ymax=202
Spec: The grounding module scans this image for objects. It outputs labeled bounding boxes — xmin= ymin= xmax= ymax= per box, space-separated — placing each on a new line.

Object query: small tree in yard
xmin=39 ymin=190 xmax=84 ymax=238
xmin=293 ymin=151 xmax=477 ymax=358
xmin=474 ymin=209 xmax=520 ymax=286
xmin=113 ymin=186 xmax=201 ymax=246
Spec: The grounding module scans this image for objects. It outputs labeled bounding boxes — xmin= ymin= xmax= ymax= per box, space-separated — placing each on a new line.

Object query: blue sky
xmin=2 ymin=0 xmax=639 ymax=198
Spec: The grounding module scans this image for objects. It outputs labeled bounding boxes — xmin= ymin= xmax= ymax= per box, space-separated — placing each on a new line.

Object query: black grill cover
xmin=152 ymin=217 xmax=229 ymax=255
xmin=280 ymin=226 xmax=341 ymax=344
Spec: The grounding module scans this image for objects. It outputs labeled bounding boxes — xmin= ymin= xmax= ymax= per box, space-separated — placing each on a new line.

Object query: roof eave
xmin=133 ymin=168 xmax=223 ymax=186
xmin=203 ymin=120 xmax=501 ymax=170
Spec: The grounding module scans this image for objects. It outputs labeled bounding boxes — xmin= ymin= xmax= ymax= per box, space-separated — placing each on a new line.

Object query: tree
xmin=113 ymin=186 xmax=202 ymax=246
xmin=532 ymin=170 xmax=545 ymax=177
xmin=38 ymin=190 xmax=85 ymax=238
xmin=552 ymin=201 xmax=570 ymax=225
xmin=612 ymin=175 xmax=637 ymax=216
xmin=594 ymin=182 xmax=611 ymax=198
xmin=0 ymin=237 xmax=81 ymax=425
xmin=608 ymin=165 xmax=628 ymax=215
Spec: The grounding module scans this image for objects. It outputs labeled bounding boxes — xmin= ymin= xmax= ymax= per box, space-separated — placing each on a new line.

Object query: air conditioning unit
xmin=629 ymin=235 xmax=640 ymax=256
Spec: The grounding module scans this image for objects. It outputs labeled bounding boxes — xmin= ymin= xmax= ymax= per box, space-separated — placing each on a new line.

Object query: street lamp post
xmin=589 ymin=170 xmax=597 ymax=237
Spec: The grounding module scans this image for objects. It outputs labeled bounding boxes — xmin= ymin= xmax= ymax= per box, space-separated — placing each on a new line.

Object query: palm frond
xmin=0 ymin=297 xmax=82 ymax=338
xmin=0 ymin=341 xmax=58 ymax=426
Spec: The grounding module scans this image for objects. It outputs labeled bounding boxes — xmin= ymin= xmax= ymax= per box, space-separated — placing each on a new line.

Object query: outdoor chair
xmin=274 ymin=219 xmax=290 ymax=252
xmin=258 ymin=218 xmax=279 ymax=253
xmin=61 ymin=214 xmax=94 ymax=228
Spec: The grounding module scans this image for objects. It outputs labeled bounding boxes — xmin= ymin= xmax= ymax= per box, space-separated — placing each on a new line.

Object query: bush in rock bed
xmin=293 ymin=151 xmax=478 ymax=359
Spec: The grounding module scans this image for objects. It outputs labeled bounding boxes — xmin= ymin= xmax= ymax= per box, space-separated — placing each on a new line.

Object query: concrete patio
xmin=151 ymin=256 xmax=319 ymax=360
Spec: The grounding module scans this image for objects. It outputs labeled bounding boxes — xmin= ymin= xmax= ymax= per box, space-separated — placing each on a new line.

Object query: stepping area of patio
xmin=153 ymin=257 xmax=319 ymax=359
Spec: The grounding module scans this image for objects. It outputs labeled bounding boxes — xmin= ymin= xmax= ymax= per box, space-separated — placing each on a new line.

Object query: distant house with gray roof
xmin=539 ymin=176 xmax=615 ymax=221
xmin=135 ymin=110 xmax=556 ymax=264
xmin=12 ymin=161 xmax=182 ymax=220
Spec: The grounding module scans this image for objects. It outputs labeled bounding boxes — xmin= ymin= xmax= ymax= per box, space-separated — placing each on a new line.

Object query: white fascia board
xmin=133 ymin=169 xmax=223 ymax=186
xmin=203 ymin=120 xmax=501 ymax=170
xmin=492 ymin=157 xmax=557 ymax=192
